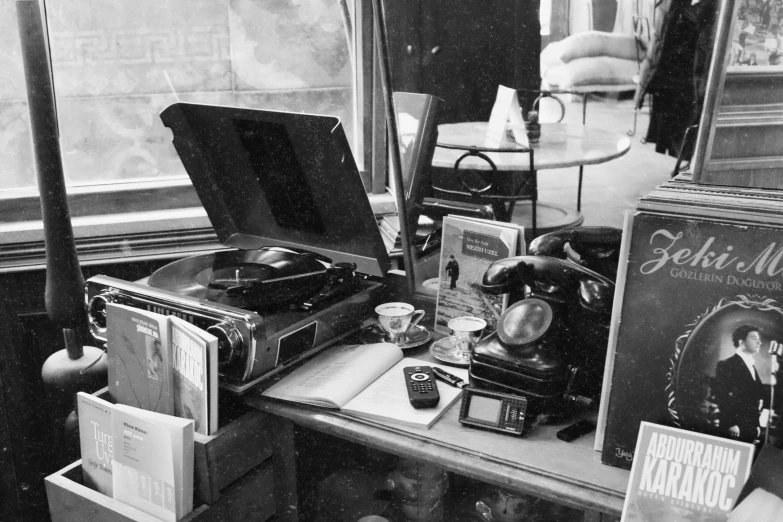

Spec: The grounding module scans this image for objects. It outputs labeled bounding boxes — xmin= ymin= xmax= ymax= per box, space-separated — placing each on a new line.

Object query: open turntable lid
xmin=160 ymin=102 xmax=390 ymax=277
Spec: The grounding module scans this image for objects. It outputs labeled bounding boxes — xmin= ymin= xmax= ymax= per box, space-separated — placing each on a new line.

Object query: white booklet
xmin=261 ymin=343 xmax=468 ymax=429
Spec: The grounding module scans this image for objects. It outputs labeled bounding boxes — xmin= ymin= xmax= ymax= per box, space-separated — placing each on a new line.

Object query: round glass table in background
xmin=431 ymin=122 xmax=632 ymax=237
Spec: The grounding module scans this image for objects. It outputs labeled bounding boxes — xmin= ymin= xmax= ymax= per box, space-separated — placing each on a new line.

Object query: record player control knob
xmin=207 ymin=322 xmax=243 ymax=367
xmin=87 ymin=292 xmax=116 ymax=334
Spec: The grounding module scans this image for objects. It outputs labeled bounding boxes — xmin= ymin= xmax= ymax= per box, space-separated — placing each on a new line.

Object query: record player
xmin=85 ymin=102 xmax=392 ymax=393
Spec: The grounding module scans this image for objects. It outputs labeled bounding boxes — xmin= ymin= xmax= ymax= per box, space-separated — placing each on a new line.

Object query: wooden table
xmin=431 ymin=122 xmax=632 ymax=235
xmin=244 ymin=344 xmax=630 ymax=520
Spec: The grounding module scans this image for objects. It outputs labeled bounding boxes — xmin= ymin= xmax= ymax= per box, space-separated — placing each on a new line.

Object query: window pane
xmin=2 ymin=0 xmax=355 ymax=191
xmin=0 ymin=0 xmax=33 ymax=191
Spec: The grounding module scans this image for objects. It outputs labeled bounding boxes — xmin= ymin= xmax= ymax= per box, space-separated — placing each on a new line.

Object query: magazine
xmin=260 ymin=343 xmax=468 ymax=429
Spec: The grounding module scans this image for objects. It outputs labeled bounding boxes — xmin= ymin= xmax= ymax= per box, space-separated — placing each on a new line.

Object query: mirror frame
xmin=692 ymin=0 xmax=783 ymax=187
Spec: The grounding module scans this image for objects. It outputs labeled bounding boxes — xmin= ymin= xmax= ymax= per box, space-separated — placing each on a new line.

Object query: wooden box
xmin=45 ymin=459 xmax=277 ymax=522
xmin=46 ymin=388 xmax=298 ymax=521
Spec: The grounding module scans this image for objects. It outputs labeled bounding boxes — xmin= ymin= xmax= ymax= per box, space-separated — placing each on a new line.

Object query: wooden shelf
xmin=245 ymin=391 xmax=629 ymax=517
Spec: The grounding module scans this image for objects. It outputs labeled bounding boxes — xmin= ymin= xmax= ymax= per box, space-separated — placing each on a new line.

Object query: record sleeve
xmin=601 ymin=211 xmax=783 ymax=469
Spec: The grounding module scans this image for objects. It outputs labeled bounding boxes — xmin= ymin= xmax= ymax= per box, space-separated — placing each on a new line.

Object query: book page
xmin=342 ymin=358 xmax=469 ymax=429
xmin=262 ymin=343 xmax=404 ymax=408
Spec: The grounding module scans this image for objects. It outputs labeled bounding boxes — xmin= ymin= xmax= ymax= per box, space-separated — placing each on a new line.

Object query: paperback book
xmin=434 ymin=215 xmax=523 ymax=334
xmin=107 ymin=303 xmax=174 ymax=415
xmin=260 ymin=342 xmax=469 ymax=429
xmin=170 ymin=316 xmax=219 ymax=436
xmin=76 ymin=392 xmax=114 ymax=496
xmin=600 ymin=211 xmax=783 ymax=469
xmin=112 ymin=403 xmax=194 ymax=522
xmin=621 ymin=422 xmax=754 ymax=522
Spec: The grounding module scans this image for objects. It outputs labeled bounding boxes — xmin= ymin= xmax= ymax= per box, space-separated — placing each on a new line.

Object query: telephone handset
xmin=528 ymin=226 xmax=622 ymax=281
xmin=473 ymin=256 xmax=614 ymax=416
xmin=481 ymin=255 xmax=614 ymax=313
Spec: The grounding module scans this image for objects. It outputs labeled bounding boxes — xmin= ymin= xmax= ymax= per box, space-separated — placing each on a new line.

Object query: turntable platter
xmin=148 ymin=248 xmax=329 ymax=309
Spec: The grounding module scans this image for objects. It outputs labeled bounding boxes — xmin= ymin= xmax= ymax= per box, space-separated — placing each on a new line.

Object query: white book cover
xmin=76 ymin=392 xmax=114 ymax=496
xmin=111 ymin=403 xmax=194 ymax=521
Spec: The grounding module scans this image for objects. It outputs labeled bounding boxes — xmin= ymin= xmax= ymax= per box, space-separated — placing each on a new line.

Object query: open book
xmin=261 ymin=343 xmax=468 ymax=429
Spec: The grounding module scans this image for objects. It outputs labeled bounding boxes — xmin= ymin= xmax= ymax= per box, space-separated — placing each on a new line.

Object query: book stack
xmin=73 ymin=303 xmax=221 ymax=519
xmin=77 ymin=392 xmax=195 ymax=522
xmin=106 ymin=303 xmax=219 ymax=436
xmin=597 ymin=180 xmax=783 ymax=472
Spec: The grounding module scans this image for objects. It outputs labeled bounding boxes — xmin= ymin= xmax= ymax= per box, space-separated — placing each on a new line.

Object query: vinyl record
xmin=147 ymin=248 xmax=329 ymax=309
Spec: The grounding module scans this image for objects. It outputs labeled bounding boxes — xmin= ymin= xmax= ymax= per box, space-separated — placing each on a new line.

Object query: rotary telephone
xmin=528 ymin=226 xmax=623 ymax=281
xmin=470 ymin=255 xmax=615 ymax=417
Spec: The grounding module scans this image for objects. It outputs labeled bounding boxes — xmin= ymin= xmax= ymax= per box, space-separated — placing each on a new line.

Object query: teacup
xmin=375 ymin=302 xmax=426 ymax=344
xmin=448 ymin=316 xmax=486 ymax=360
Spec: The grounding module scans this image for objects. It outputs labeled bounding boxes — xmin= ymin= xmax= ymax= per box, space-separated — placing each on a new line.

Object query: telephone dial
xmin=528 ymin=226 xmax=622 ymax=281
xmin=470 ymin=255 xmax=615 ymax=418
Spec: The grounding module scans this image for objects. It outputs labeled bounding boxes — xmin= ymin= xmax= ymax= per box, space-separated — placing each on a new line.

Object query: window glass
xmin=2 ymin=0 xmax=355 ymax=191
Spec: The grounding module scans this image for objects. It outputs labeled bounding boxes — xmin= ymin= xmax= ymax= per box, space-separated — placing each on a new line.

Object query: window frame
xmin=0 ymin=0 xmax=392 ymax=271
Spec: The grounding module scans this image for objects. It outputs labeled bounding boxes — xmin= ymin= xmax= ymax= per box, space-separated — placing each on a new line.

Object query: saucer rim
xmin=429 ymin=337 xmax=470 ymax=367
xmin=359 ymin=323 xmax=432 ymax=350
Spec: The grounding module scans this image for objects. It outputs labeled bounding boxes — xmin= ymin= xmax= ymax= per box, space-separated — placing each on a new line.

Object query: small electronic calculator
xmin=458 ymin=387 xmax=527 ymax=436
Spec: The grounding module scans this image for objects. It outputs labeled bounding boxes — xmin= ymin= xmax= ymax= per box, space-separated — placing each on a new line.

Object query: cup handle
xmin=409 ymin=309 xmax=425 ymax=329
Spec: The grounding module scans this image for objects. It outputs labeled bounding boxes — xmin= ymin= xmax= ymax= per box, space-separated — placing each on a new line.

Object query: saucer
xmin=429 ymin=337 xmax=471 ymax=367
xmin=358 ymin=323 xmax=432 ymax=350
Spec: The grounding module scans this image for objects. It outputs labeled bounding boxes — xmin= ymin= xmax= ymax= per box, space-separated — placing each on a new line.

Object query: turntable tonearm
xmin=85 ymin=103 xmax=392 ymax=393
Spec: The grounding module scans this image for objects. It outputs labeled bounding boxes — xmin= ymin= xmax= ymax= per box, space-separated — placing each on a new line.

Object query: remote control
xmin=404 ymin=366 xmax=440 ymax=409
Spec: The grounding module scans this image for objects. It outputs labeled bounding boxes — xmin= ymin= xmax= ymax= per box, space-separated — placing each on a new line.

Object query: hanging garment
xmin=634 ymin=0 xmax=719 ymax=158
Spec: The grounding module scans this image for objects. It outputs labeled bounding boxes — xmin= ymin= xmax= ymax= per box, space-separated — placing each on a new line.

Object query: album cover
xmin=621 ymin=422 xmax=754 ymax=521
xmin=434 ymin=216 xmax=519 ymax=334
xmin=106 ymin=303 xmax=175 ymax=415
xmin=601 ymin=211 xmax=783 ymax=469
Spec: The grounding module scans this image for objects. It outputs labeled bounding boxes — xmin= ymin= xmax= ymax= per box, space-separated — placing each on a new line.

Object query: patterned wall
xmin=0 ymin=0 xmax=354 ymax=190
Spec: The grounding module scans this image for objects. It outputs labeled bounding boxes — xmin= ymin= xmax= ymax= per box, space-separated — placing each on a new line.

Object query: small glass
xmin=447 ymin=316 xmax=486 ymax=360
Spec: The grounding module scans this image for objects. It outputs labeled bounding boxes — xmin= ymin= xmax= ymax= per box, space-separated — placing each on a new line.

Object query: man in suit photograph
xmin=714 ymin=324 xmax=767 ymax=444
